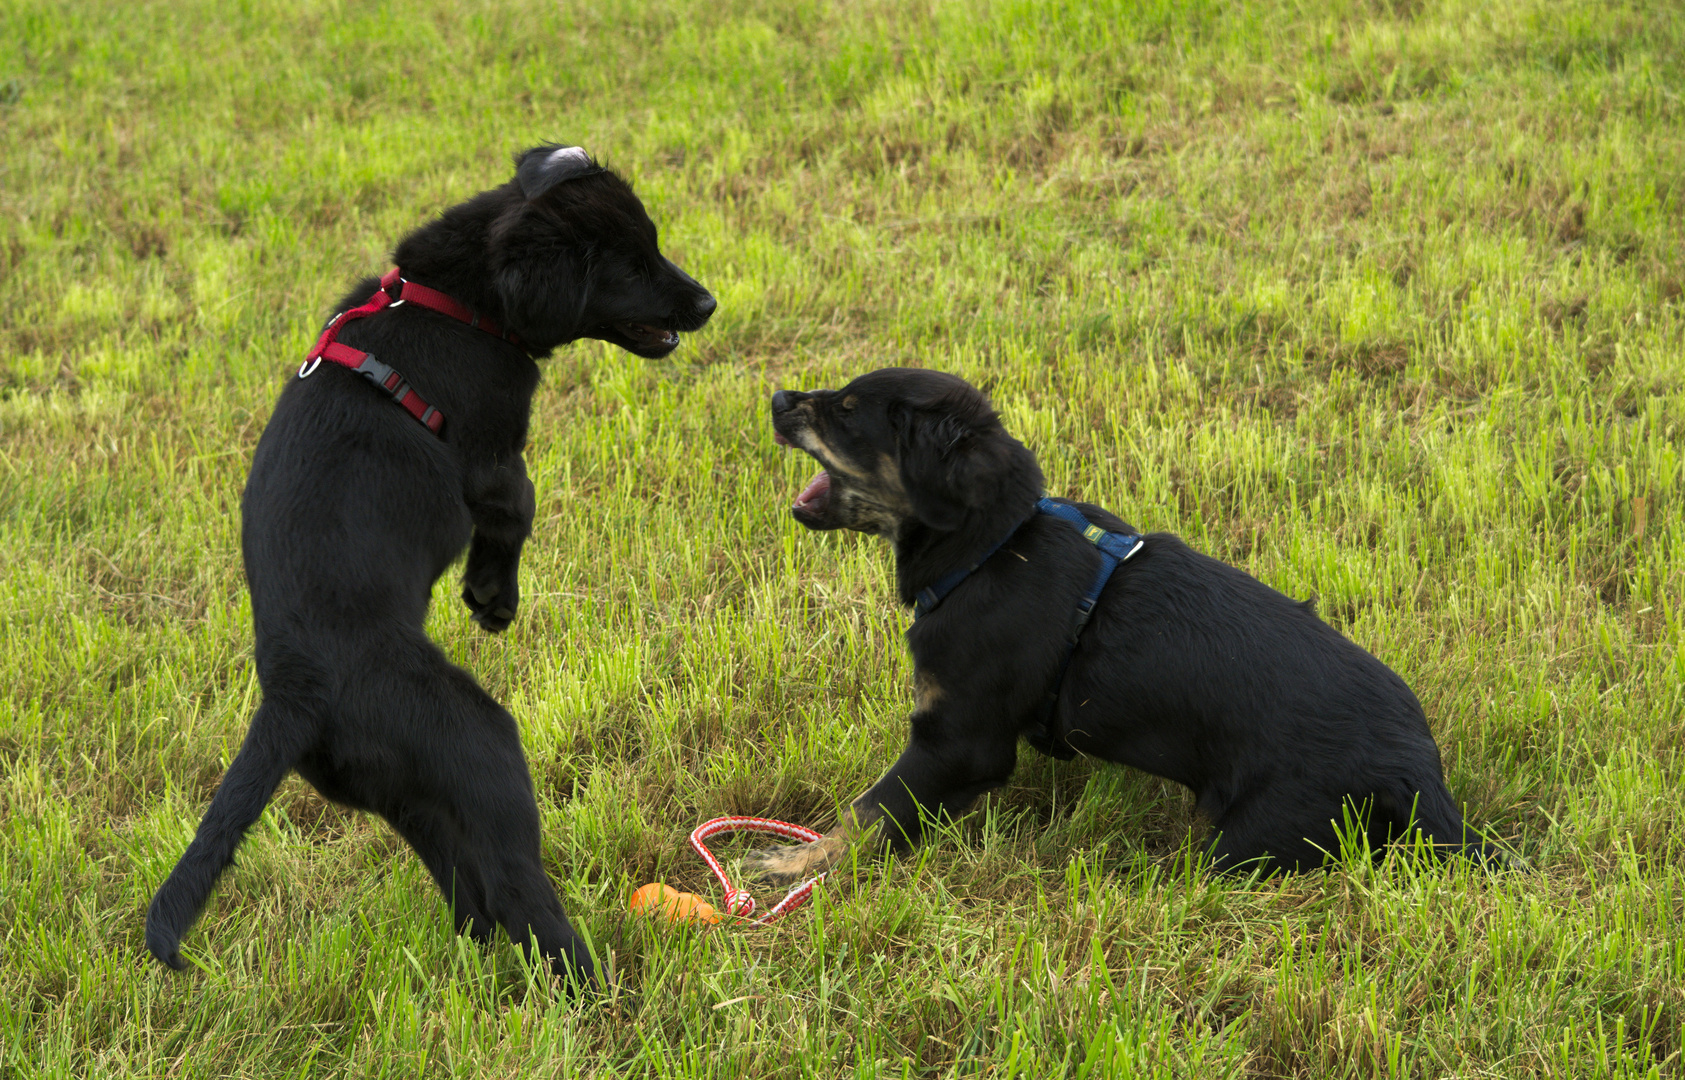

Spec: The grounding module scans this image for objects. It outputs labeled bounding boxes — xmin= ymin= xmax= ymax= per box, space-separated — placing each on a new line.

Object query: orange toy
xmin=629 ymin=882 xmax=722 ymax=926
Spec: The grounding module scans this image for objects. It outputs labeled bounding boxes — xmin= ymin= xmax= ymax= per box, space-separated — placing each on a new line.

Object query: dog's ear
xmin=894 ymin=387 xmax=1005 ymax=531
xmin=898 ymin=411 xmax=971 ymax=529
xmin=516 ymin=145 xmax=602 ymax=200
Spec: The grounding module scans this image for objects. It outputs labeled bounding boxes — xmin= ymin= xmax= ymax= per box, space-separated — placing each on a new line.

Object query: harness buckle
xmin=298 ymin=355 xmax=322 ymax=378
xmin=353 ymin=354 xmax=400 ymax=394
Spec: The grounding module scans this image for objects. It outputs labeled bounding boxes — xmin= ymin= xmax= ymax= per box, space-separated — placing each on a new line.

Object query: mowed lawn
xmin=3 ymin=0 xmax=1683 ymax=1075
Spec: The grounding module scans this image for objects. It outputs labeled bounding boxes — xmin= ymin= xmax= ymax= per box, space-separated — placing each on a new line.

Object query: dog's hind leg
xmin=298 ymin=743 xmax=501 ymax=942
xmin=461 ymin=780 xmax=597 ymax=989
xmin=405 ymin=807 xmax=597 ymax=988
xmin=389 ymin=811 xmax=495 ymax=943
xmin=145 ymin=702 xmax=309 ymax=970
xmin=1377 ymin=778 xmax=1512 ymax=868
xmin=1208 ymin=780 xmax=1507 ymax=874
xmin=370 ymin=654 xmax=598 ymax=989
xmin=482 ymin=856 xmax=595 ymax=988
xmin=1204 ymin=791 xmax=1348 ymax=875
xmin=1205 ymin=818 xmax=1285 ymax=876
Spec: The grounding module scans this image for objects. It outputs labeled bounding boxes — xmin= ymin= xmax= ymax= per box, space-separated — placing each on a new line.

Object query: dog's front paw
xmin=461 ymin=562 xmax=519 ymax=633
xmin=742 ymin=837 xmax=846 ymax=887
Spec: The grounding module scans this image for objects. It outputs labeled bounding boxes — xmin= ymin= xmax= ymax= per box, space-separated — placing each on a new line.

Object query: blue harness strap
xmin=911 ymin=511 xmax=1034 ymax=618
xmin=1028 ymin=497 xmax=1143 ymax=758
xmin=910 ymin=496 xmax=1144 ymax=758
xmin=1033 ymin=496 xmax=1144 ymax=637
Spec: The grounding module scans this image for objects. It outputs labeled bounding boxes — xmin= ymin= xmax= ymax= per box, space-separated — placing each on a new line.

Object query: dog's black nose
xmin=694 ymin=293 xmax=717 ymax=319
xmin=771 ymin=390 xmax=792 ymax=413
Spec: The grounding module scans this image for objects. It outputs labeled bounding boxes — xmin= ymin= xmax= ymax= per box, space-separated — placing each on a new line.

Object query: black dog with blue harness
xmin=759 ymin=367 xmax=1508 ymax=880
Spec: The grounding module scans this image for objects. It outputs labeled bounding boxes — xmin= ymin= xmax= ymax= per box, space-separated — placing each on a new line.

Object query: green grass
xmin=3 ymin=0 xmax=1683 ymax=1075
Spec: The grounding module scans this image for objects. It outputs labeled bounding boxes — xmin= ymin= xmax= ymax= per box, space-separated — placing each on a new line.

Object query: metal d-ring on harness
xmin=912 ymin=496 xmax=1144 ymax=757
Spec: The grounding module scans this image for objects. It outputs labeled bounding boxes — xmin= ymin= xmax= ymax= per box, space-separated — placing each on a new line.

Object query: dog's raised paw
xmin=461 ymin=580 xmax=518 ymax=632
xmin=469 ymin=607 xmax=516 ymax=633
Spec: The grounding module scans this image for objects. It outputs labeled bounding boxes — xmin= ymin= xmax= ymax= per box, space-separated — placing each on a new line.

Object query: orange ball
xmin=629 ymin=883 xmax=721 ymax=925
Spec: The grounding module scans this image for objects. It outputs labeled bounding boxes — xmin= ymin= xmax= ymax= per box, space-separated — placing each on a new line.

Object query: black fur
xmin=766 ymin=368 xmax=1501 ymax=874
xmin=145 ymin=148 xmax=715 ymax=988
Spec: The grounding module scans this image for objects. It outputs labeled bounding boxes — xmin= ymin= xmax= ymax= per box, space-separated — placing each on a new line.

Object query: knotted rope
xmin=688 ymin=816 xmax=830 ymax=923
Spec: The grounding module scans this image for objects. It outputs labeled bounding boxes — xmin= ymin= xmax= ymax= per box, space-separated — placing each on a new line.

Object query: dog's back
xmin=1053 ymin=515 xmax=1490 ymax=870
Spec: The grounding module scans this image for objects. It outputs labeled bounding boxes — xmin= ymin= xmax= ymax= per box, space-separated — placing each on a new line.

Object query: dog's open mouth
xmin=793 ymin=470 xmax=831 ymax=516
xmin=616 ymin=323 xmax=681 ymax=350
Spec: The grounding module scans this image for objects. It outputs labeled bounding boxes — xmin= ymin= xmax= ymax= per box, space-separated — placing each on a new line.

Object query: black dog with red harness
xmin=145 ymin=145 xmax=714 ymax=989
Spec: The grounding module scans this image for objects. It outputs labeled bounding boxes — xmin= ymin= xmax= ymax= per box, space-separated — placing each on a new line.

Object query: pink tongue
xmin=794 ymin=470 xmax=830 ymax=508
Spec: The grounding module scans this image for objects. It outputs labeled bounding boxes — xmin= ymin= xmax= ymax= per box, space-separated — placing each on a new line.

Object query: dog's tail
xmin=1382 ymin=777 xmax=1521 ymax=870
xmin=146 ymin=710 xmax=297 ymax=970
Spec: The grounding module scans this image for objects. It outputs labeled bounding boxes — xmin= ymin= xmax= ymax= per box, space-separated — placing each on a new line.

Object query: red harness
xmin=298 ymin=267 xmax=521 ymax=437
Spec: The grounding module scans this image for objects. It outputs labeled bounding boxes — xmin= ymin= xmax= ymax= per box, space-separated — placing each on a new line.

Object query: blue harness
xmin=912 ymin=496 xmax=1144 ymax=757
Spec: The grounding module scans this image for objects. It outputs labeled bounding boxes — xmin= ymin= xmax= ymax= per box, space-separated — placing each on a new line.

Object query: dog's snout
xmin=772 ymin=389 xmax=814 ymax=414
xmin=648 ymin=257 xmax=717 ymax=331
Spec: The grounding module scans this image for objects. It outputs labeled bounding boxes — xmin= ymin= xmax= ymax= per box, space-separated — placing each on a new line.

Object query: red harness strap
xmin=297 ymin=268 xmax=521 ymax=438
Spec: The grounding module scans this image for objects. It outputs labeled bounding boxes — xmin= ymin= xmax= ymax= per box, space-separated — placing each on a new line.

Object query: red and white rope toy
xmin=689 ymin=816 xmax=829 ymax=924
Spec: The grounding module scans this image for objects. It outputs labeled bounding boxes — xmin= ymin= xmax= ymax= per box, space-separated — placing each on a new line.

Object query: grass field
xmin=3 ymin=0 xmax=1684 ymax=1075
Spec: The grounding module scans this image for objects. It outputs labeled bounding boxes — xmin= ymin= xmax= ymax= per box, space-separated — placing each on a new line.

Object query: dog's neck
xmin=891 ymin=495 xmax=1040 ymax=609
xmin=390 ymin=191 xmax=509 ymax=335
